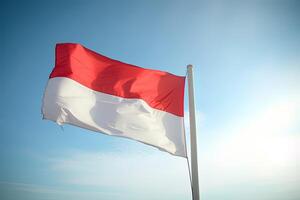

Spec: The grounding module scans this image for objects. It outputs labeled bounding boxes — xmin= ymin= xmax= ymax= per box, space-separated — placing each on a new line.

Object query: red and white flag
xmin=42 ymin=43 xmax=186 ymax=157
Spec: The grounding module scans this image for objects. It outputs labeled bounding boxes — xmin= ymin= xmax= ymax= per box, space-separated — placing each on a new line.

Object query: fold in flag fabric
xmin=42 ymin=43 xmax=186 ymax=157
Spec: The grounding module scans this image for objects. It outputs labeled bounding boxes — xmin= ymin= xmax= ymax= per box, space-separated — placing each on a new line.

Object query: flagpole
xmin=187 ymin=65 xmax=200 ymax=200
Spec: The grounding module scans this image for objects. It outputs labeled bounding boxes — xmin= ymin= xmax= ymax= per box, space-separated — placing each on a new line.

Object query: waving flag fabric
xmin=42 ymin=43 xmax=186 ymax=157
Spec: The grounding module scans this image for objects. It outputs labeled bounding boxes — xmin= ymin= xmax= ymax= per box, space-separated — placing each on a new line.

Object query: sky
xmin=1 ymin=0 xmax=299 ymax=199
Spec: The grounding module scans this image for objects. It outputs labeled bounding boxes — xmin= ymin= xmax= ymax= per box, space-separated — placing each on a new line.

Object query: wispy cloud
xmin=0 ymin=181 xmax=120 ymax=200
xmin=48 ymin=150 xmax=191 ymax=200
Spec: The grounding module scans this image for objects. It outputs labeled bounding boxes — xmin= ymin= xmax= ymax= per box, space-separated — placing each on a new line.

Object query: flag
xmin=42 ymin=43 xmax=186 ymax=157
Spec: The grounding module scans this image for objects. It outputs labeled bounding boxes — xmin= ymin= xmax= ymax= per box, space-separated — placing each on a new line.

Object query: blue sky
xmin=1 ymin=0 xmax=299 ymax=199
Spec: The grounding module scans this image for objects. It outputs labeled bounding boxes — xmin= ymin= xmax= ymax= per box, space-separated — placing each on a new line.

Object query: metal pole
xmin=187 ymin=65 xmax=200 ymax=200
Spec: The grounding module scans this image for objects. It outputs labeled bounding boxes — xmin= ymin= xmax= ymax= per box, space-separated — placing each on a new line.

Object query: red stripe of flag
xmin=50 ymin=43 xmax=185 ymax=117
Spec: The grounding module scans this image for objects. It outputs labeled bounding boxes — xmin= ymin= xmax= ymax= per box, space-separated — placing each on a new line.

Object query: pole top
xmin=187 ymin=64 xmax=193 ymax=69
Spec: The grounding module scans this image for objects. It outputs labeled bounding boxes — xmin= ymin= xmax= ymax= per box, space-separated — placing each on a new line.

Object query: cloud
xmin=49 ymin=150 xmax=191 ymax=200
xmin=0 ymin=181 xmax=120 ymax=200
